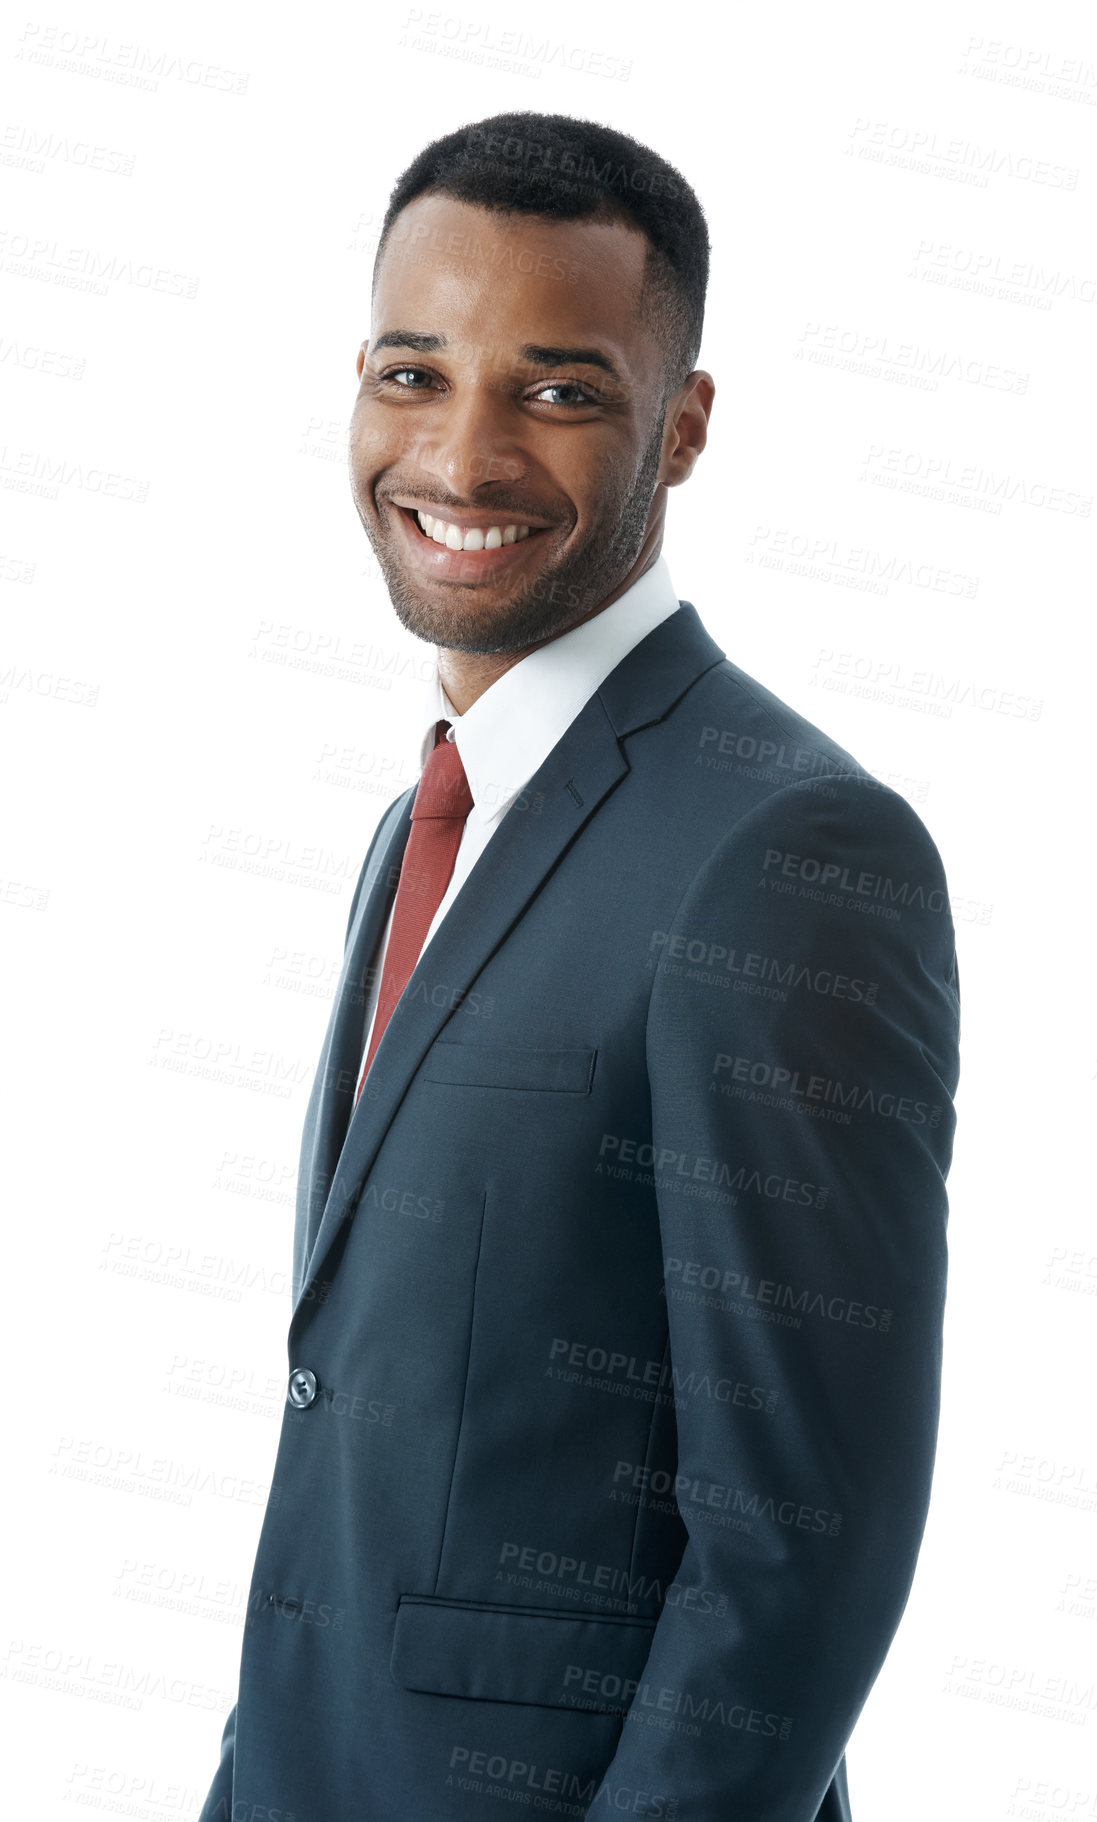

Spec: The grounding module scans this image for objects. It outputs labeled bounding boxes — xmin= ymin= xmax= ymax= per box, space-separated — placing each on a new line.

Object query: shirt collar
xmin=412 ymin=555 xmax=681 ymax=824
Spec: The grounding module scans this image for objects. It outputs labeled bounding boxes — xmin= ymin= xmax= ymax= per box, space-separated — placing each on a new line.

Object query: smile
xmin=391 ymin=501 xmax=554 ymax=581
xmin=415 ymin=510 xmax=534 ymax=551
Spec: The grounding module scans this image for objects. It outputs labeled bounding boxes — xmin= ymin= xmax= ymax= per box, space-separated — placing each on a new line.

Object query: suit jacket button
xmin=287 ymin=1367 xmax=319 ymax=1409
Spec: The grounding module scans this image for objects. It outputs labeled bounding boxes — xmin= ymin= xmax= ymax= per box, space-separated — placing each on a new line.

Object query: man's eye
xmin=383 ymin=368 xmax=435 ymax=390
xmin=531 ymin=382 xmax=598 ymax=406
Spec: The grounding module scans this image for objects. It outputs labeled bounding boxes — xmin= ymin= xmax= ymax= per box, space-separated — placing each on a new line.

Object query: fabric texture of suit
xmin=199 ymin=597 xmax=960 ymax=1822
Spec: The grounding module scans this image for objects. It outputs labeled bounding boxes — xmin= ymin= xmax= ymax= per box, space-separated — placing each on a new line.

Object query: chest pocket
xmin=421 ymin=1043 xmax=597 ymax=1094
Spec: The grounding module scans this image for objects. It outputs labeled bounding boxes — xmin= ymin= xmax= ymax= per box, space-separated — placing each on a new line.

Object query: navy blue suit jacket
xmin=199 ymin=599 xmax=960 ymax=1821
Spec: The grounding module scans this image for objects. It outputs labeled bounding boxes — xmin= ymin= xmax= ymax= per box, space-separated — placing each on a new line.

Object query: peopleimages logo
xmin=596 ymin=1133 xmax=829 ymax=1207
xmin=612 ymin=1461 xmax=843 ymax=1538
xmin=761 ymin=847 xmax=950 ymax=910
xmin=548 ymin=1335 xmax=778 ymax=1411
xmin=466 ymin=128 xmax=674 ymax=191
xmin=647 ymin=929 xmax=879 ymax=1005
xmin=562 ymin=1660 xmax=794 ymax=1737
xmin=711 ymin=1053 xmax=943 ymax=1127
xmin=664 ymin=1256 xmax=893 ymax=1332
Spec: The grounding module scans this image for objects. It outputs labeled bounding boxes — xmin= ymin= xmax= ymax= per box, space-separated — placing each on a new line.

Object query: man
xmin=198 ymin=111 xmax=960 ymax=1821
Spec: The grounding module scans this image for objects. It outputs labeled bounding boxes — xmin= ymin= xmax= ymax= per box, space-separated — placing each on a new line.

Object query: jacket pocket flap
xmin=391 ymin=1594 xmax=655 ymax=1711
xmin=421 ymin=1043 xmax=597 ymax=1093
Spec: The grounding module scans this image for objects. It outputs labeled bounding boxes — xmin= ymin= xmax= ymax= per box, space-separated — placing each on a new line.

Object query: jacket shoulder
xmin=695 ymin=652 xmax=867 ymax=782
xmin=657 ymin=616 xmax=946 ymax=871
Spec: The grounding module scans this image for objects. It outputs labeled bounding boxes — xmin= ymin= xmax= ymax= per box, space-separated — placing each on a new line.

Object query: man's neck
xmin=436 ymin=537 xmax=665 ymax=715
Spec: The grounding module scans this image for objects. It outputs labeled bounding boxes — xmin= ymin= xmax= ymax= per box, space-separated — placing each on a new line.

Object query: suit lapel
xmin=291 ymin=601 xmax=725 ymax=1323
xmin=292 ymin=793 xmax=412 ymax=1295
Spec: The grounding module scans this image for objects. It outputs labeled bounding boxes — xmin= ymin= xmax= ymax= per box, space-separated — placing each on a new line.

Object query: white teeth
xmin=413 ymin=509 xmax=535 ymax=550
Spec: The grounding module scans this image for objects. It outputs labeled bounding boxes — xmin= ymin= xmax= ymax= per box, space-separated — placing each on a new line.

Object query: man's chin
xmin=378 ymin=560 xmax=592 ymax=655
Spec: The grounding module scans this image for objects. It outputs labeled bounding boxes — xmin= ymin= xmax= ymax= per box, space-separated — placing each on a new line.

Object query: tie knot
xmin=411 ymin=719 xmax=473 ymax=821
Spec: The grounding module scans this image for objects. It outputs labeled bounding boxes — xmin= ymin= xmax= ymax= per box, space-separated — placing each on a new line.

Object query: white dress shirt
xmin=354 ymin=555 xmax=682 ymax=1091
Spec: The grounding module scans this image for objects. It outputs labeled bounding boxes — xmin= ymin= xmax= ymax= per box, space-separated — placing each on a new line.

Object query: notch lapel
xmin=291 ymin=792 xmax=412 ymax=1303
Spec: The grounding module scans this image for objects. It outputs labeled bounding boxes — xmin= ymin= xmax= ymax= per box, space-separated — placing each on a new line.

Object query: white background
xmin=2 ymin=1 xmax=1094 ymax=1817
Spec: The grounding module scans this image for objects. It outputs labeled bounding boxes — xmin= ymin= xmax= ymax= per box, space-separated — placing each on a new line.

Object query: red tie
xmin=354 ymin=719 xmax=473 ymax=1103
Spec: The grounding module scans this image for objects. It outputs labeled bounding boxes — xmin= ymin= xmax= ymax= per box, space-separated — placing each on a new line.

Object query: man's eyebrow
xmin=368 ymin=330 xmax=624 ymax=382
xmin=519 ymin=344 xmax=623 ymax=381
xmin=369 ymin=330 xmax=445 ymax=354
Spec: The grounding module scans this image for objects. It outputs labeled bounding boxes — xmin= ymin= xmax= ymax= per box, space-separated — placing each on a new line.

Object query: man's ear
xmin=356 ymin=341 xmax=369 ymax=382
xmin=659 ymin=371 xmax=715 ymax=488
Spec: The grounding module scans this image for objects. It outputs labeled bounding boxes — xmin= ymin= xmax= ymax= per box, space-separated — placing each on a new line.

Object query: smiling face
xmin=349 ymin=193 xmax=710 ymax=657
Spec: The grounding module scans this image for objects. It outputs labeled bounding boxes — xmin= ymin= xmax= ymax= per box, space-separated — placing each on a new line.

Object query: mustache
xmin=379 ymin=487 xmax=563 ymax=525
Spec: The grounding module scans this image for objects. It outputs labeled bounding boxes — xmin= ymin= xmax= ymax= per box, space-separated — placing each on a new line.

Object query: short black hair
xmin=373 ymin=111 xmax=710 ymax=395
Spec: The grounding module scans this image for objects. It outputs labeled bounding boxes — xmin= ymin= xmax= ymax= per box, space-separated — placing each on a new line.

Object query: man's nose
xmin=411 ymin=390 xmax=527 ymax=494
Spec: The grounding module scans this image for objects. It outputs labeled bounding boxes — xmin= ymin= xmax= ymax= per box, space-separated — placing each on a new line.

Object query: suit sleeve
xmin=196 ymin=1699 xmax=235 ymax=1820
xmin=583 ymin=772 xmax=961 ymax=1821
